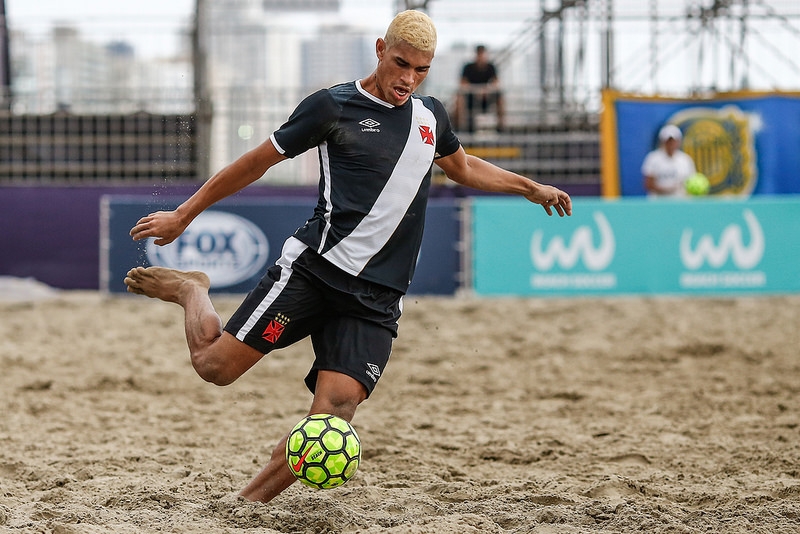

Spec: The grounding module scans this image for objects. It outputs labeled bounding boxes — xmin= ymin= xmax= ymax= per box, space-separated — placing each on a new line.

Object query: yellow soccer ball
xmin=686 ymin=173 xmax=710 ymax=196
xmin=285 ymin=414 xmax=361 ymax=489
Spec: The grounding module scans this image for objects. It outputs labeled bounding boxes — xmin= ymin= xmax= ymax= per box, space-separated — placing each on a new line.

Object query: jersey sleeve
xmin=270 ymin=89 xmax=340 ymax=159
xmin=430 ymin=97 xmax=461 ymax=159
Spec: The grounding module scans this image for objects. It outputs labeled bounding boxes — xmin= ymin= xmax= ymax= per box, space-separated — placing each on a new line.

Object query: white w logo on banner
xmin=531 ymin=212 xmax=615 ymax=271
xmin=680 ymin=209 xmax=764 ymax=270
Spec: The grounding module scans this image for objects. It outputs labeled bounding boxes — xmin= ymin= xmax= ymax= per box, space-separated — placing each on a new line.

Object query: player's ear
xmin=376 ymin=38 xmax=386 ymax=60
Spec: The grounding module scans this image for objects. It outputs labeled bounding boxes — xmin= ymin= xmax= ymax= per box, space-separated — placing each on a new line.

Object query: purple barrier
xmin=0 ymin=181 xmax=599 ymax=291
xmin=1 ymin=185 xmax=313 ymax=290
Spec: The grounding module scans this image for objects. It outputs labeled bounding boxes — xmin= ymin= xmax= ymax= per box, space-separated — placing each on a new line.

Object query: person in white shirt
xmin=641 ymin=124 xmax=696 ymax=197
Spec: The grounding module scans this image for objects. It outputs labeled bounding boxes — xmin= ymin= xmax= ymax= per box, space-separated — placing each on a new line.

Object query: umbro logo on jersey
xmin=359 ymin=118 xmax=381 ymax=132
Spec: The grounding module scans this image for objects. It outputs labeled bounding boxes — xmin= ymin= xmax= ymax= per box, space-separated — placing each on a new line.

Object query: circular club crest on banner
xmin=146 ymin=210 xmax=269 ymax=288
xmin=667 ymin=105 xmax=758 ymax=196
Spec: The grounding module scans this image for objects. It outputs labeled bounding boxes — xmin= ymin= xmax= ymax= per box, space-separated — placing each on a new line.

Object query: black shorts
xmin=223 ymin=237 xmax=403 ymax=397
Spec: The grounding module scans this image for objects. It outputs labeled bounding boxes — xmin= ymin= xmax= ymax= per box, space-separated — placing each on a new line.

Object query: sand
xmin=1 ymin=289 xmax=799 ymax=533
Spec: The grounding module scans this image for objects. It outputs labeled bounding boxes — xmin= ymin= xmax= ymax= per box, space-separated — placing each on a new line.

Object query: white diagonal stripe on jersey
xmin=234 ymin=237 xmax=307 ymax=341
xmin=322 ymin=97 xmax=436 ymax=276
xmin=317 ymin=141 xmax=334 ymax=254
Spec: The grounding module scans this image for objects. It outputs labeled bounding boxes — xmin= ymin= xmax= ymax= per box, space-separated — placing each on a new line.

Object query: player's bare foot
xmin=124 ymin=267 xmax=210 ymax=304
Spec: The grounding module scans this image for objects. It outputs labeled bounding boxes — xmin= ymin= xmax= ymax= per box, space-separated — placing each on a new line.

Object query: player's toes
xmin=126 ymin=285 xmax=144 ymax=295
xmin=124 ymin=273 xmax=140 ymax=290
xmin=126 ymin=266 xmax=147 ymax=281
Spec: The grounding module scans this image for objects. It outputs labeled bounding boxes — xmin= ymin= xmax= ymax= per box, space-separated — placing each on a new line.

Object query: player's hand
xmin=129 ymin=210 xmax=188 ymax=246
xmin=525 ymin=185 xmax=572 ymax=217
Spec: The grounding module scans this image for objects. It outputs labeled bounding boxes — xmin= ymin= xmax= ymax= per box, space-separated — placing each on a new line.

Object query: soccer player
xmin=124 ymin=9 xmax=571 ymax=504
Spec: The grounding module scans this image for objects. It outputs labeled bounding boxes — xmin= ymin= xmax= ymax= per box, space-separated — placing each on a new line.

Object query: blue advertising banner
xmin=102 ymin=196 xmax=461 ymax=296
xmin=601 ymin=90 xmax=800 ymax=197
xmin=473 ymin=197 xmax=800 ymax=296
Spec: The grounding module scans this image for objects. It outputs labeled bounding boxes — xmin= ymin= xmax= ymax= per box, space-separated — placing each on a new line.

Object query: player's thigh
xmin=224 ymin=262 xmax=325 ymax=354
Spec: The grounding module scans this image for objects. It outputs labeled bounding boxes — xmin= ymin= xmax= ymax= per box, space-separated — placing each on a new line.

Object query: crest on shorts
xmin=667 ymin=105 xmax=758 ymax=196
xmin=262 ymin=313 xmax=290 ymax=344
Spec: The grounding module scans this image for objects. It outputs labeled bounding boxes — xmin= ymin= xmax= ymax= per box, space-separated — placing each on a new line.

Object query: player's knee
xmin=324 ymin=395 xmax=362 ymax=419
xmin=191 ymin=351 xmax=238 ymax=386
xmin=311 ymin=371 xmax=367 ymax=419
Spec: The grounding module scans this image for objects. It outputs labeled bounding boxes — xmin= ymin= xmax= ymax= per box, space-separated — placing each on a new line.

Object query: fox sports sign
xmin=146 ymin=210 xmax=270 ymax=288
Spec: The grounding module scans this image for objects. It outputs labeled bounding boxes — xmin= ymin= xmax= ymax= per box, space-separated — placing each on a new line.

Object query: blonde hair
xmin=384 ymin=10 xmax=437 ymax=54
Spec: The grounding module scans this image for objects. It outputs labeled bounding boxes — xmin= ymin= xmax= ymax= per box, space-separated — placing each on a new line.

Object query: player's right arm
xmin=130 ymin=138 xmax=287 ymax=245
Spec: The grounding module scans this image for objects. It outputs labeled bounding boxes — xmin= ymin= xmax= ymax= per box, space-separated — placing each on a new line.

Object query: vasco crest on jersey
xmin=418 ymin=125 xmax=435 ymax=146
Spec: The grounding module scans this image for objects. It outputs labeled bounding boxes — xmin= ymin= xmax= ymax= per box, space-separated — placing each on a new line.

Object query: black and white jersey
xmin=270 ymin=80 xmax=461 ymax=293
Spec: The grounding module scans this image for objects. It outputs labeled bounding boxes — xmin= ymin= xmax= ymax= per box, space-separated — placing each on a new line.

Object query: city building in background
xmin=3 ymin=0 xmax=800 ymax=187
xmin=10 ymin=25 xmax=193 ymax=115
xmin=0 ymin=0 xmax=11 ymax=110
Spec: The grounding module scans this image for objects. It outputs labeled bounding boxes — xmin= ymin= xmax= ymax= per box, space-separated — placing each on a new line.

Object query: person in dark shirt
xmin=458 ymin=44 xmax=505 ymax=132
xmin=123 ymin=10 xmax=571 ymax=505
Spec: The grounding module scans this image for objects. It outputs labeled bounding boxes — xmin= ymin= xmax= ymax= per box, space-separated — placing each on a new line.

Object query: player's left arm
xmin=436 ymin=146 xmax=572 ymax=217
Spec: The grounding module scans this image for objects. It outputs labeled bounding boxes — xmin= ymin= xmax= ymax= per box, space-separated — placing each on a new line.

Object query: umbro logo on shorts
xmin=359 ymin=118 xmax=381 ymax=132
xmin=366 ymin=363 xmax=381 ymax=382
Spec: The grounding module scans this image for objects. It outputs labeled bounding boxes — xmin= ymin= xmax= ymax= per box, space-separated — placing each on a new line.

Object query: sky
xmin=4 ymin=0 xmax=524 ymax=58
xmin=6 ymin=0 xmax=195 ymax=22
xmin=6 ymin=0 xmax=197 ymax=57
xmin=5 ymin=0 xmax=398 ymax=57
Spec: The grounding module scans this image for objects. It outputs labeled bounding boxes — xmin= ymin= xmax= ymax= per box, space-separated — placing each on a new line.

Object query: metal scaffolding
xmin=447 ymin=0 xmax=800 ymax=121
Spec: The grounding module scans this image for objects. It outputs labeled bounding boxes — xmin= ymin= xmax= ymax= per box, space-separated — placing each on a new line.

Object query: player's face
xmin=664 ymin=137 xmax=679 ymax=155
xmin=375 ymin=39 xmax=433 ymax=106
